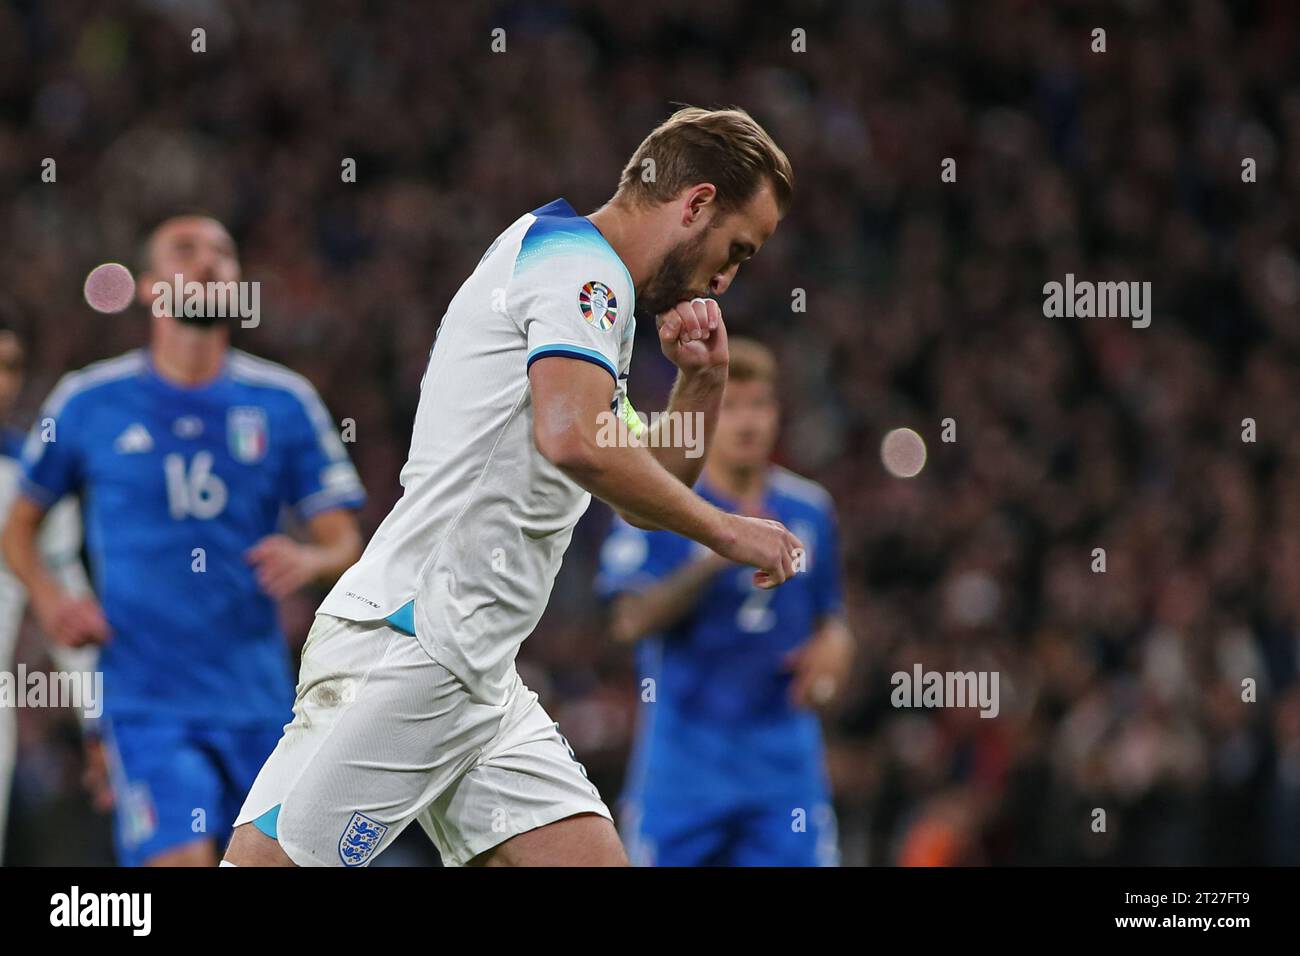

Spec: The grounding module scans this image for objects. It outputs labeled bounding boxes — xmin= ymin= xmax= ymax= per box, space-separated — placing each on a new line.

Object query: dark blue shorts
xmin=102 ymin=716 xmax=283 ymax=866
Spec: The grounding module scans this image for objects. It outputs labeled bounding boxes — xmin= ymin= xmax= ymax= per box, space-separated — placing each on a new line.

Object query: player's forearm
xmin=550 ymin=439 xmax=733 ymax=552
xmin=531 ymin=357 xmax=735 ymax=550
xmin=305 ymin=510 xmax=364 ymax=584
xmin=610 ymin=553 xmax=727 ymax=643
xmin=646 ymin=367 xmax=726 ymax=486
xmin=304 ymin=541 xmax=359 ymax=584
xmin=1 ymin=505 xmax=64 ymax=615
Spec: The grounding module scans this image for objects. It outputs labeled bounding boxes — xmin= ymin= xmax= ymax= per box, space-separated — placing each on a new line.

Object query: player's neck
xmin=704 ymin=460 xmax=767 ymax=506
xmin=150 ymin=328 xmax=228 ymax=386
xmin=586 ymin=201 xmax=662 ymax=291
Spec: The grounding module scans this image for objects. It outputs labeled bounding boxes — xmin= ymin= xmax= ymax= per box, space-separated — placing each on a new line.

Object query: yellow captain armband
xmin=618 ymin=392 xmax=646 ymax=438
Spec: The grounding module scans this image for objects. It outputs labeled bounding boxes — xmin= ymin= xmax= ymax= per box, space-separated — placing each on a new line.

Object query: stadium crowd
xmin=2 ymin=0 xmax=1300 ymax=864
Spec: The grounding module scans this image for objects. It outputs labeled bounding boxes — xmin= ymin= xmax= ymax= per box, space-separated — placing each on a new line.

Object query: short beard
xmin=636 ymin=229 xmax=710 ymax=319
xmin=173 ymin=311 xmax=229 ymax=329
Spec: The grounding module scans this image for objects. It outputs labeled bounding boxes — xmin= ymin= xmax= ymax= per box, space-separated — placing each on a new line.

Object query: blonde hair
xmin=615 ymin=106 xmax=793 ymax=214
xmin=726 ymin=337 xmax=778 ymax=385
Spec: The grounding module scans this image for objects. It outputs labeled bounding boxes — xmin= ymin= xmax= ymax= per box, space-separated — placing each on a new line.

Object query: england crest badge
xmin=227 ymin=406 xmax=268 ymax=464
xmin=338 ymin=811 xmax=388 ymax=867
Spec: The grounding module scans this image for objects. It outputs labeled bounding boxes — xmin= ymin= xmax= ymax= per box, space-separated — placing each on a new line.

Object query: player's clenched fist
xmin=657 ymin=298 xmax=728 ymax=375
xmin=246 ymin=533 xmax=324 ymax=599
xmin=713 ymin=513 xmax=804 ymax=589
xmin=34 ymin=591 xmax=110 ymax=647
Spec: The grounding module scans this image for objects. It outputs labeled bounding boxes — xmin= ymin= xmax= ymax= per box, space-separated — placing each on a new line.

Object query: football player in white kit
xmin=225 ymin=107 xmax=799 ymax=867
xmin=0 ymin=322 xmax=90 ymax=863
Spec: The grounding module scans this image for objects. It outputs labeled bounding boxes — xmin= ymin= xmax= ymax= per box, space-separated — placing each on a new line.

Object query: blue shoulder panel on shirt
xmin=516 ymin=199 xmax=610 ymax=271
xmin=514 ymin=199 xmax=635 ymax=311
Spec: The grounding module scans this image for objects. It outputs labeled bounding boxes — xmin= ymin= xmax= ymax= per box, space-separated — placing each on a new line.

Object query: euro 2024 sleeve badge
xmin=578 ymin=280 xmax=617 ymax=331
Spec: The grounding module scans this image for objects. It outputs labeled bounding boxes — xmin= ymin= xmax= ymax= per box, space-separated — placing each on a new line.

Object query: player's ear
xmin=681 ymin=184 xmax=717 ymax=226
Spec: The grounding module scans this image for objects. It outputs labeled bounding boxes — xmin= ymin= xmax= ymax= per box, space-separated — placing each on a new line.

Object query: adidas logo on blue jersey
xmin=114 ymin=423 xmax=154 ymax=454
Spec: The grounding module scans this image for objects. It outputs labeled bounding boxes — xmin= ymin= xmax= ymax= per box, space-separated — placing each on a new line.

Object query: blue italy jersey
xmin=596 ymin=467 xmax=844 ymax=810
xmin=20 ymin=349 xmax=365 ymax=725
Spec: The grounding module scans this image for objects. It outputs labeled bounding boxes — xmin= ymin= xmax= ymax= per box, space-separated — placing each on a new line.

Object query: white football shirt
xmin=319 ymin=199 xmax=637 ymax=703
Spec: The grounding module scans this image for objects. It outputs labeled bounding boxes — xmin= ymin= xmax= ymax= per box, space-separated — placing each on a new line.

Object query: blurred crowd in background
xmin=3 ymin=0 xmax=1300 ymax=865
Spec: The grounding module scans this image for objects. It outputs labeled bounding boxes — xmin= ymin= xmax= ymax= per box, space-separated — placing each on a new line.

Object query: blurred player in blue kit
xmin=0 ymin=319 xmax=91 ymax=863
xmin=598 ymin=338 xmax=854 ymax=866
xmin=0 ymin=216 xmax=365 ymax=865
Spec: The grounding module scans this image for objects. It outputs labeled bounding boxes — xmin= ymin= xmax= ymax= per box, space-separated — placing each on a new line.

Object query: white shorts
xmin=234 ymin=613 xmax=611 ymax=867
